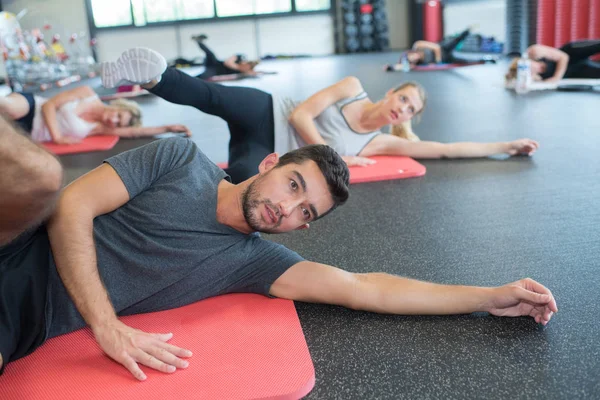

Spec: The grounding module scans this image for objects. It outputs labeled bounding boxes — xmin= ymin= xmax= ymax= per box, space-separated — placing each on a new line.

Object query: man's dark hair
xmin=276 ymin=145 xmax=350 ymax=218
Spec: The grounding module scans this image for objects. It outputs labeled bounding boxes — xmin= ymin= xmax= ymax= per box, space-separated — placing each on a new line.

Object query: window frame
xmin=84 ymin=0 xmax=332 ymax=32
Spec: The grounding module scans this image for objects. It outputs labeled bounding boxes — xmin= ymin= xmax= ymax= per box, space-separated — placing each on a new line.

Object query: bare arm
xmin=48 ymin=165 xmax=126 ymax=329
xmin=360 ymin=134 xmax=539 ymax=159
xmin=288 ymin=76 xmax=364 ymax=146
xmin=41 ymin=85 xmax=98 ymax=144
xmin=92 ymin=124 xmax=191 ymax=138
xmin=413 ymin=40 xmax=442 ymax=63
xmin=47 ymin=164 xmax=191 ymax=380
xmin=527 ymin=45 xmax=570 ymax=81
xmin=270 ymin=262 xmax=557 ymax=324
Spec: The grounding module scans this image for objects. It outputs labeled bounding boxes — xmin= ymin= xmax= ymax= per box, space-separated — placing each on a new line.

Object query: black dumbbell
xmin=377 ymin=37 xmax=389 ymax=50
xmin=360 ymin=24 xmax=374 ymax=36
xmin=360 ymin=13 xmax=373 ymax=24
xmin=344 ymin=12 xmax=356 ymax=24
xmin=345 ymin=24 xmax=358 ymax=36
xmin=375 ymin=21 xmax=388 ymax=32
xmin=341 ymin=0 xmax=357 ymax=11
xmin=346 ymin=37 xmax=360 ymax=52
xmin=361 ymin=37 xmax=374 ymax=50
xmin=374 ymin=9 xmax=386 ymax=21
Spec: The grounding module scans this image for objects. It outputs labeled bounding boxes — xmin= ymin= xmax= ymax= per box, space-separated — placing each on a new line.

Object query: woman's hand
xmin=53 ymin=136 xmax=82 ymax=145
xmin=166 ymin=124 xmax=192 ymax=137
xmin=342 ymin=156 xmax=376 ymax=167
xmin=507 ymin=139 xmax=539 ymax=156
xmin=485 ymin=278 xmax=558 ymax=326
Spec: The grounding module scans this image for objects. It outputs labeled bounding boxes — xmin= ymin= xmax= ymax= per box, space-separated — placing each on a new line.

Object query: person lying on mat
xmin=101 ymin=47 xmax=538 ymax=184
xmin=191 ymin=34 xmax=259 ymax=80
xmin=402 ymin=27 xmax=472 ymax=67
xmin=506 ymin=40 xmax=600 ymax=83
xmin=0 ymin=123 xmax=557 ymax=378
xmin=0 ymin=86 xmax=191 ymax=145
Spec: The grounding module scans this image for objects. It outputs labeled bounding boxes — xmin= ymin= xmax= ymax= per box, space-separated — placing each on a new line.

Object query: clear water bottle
xmin=401 ymin=53 xmax=410 ymax=72
xmin=515 ymin=55 xmax=531 ymax=94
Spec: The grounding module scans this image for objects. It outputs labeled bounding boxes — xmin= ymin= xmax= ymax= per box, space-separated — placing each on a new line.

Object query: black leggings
xmin=195 ymin=41 xmax=239 ymax=80
xmin=13 ymin=92 xmax=36 ymax=133
xmin=149 ymin=67 xmax=274 ymax=183
xmin=439 ymin=28 xmax=471 ymax=63
xmin=561 ymin=40 xmax=600 ymax=79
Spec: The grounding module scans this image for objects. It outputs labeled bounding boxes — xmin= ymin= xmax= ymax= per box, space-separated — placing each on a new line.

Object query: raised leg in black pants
xmin=196 ymin=40 xmax=220 ymax=67
xmin=560 ymin=40 xmax=600 ymax=79
xmin=560 ymin=40 xmax=600 ymax=63
xmin=148 ymin=67 xmax=274 ymax=183
xmin=439 ymin=28 xmax=471 ymax=63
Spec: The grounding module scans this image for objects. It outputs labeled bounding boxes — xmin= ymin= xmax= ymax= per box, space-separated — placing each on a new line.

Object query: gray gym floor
xmin=59 ymin=53 xmax=600 ymax=399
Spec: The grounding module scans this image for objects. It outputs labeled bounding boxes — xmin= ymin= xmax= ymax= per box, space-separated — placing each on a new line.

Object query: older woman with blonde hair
xmin=0 ymin=85 xmax=190 ymax=144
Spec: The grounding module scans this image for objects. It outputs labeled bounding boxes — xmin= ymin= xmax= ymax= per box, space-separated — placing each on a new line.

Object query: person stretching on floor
xmin=191 ymin=34 xmax=259 ymax=80
xmin=101 ymin=47 xmax=539 ymax=184
xmin=506 ymin=40 xmax=600 ymax=83
xmin=0 ymin=85 xmax=190 ymax=145
xmin=402 ymin=27 xmax=473 ymax=67
xmin=1 ymin=118 xmax=557 ymax=378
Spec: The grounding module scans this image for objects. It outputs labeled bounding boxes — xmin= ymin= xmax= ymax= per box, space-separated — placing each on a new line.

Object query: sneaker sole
xmin=101 ymin=47 xmax=167 ymax=88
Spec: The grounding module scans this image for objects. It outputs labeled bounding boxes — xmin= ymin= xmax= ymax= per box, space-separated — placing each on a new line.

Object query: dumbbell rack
xmin=335 ymin=0 xmax=389 ymax=53
xmin=505 ymin=0 xmax=538 ymax=55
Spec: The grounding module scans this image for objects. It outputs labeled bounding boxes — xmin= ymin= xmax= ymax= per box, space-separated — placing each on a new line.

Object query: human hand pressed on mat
xmin=93 ymin=319 xmax=193 ymax=381
xmin=166 ymin=124 xmax=192 ymax=137
xmin=53 ymin=136 xmax=82 ymax=145
xmin=342 ymin=155 xmax=376 ymax=167
xmin=507 ymin=138 xmax=539 ymax=156
xmin=485 ymin=278 xmax=558 ymax=325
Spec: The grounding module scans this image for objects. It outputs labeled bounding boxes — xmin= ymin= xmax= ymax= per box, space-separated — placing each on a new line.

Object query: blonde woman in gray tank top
xmin=282 ymin=77 xmax=539 ymax=167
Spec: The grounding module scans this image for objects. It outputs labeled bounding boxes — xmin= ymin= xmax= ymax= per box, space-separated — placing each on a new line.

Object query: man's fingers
xmin=148 ymin=345 xmax=190 ymax=369
xmin=120 ymin=353 xmax=147 ymax=381
xmin=157 ymin=341 xmax=193 ymax=358
xmin=150 ymin=332 xmax=174 ymax=342
xmin=133 ymin=349 xmax=176 ymax=374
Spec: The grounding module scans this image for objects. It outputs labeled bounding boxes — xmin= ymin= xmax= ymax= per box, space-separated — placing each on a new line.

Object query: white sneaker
xmin=101 ymin=47 xmax=167 ymax=88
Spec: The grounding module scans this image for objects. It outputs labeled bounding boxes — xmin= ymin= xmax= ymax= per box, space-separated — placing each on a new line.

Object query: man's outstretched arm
xmin=47 ymin=164 xmax=192 ymax=381
xmin=270 ymin=261 xmax=557 ymax=325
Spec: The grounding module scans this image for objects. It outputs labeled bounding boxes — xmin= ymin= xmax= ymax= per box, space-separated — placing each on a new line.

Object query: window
xmin=216 ymin=0 xmax=291 ymax=17
xmin=91 ymin=0 xmax=133 ymax=28
xmin=88 ymin=0 xmax=330 ymax=29
xmin=296 ymin=0 xmax=330 ymax=12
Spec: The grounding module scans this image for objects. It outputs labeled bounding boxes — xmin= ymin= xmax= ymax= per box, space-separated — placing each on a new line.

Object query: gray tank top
xmin=419 ymin=48 xmax=436 ymax=65
xmin=272 ymin=92 xmax=381 ymax=157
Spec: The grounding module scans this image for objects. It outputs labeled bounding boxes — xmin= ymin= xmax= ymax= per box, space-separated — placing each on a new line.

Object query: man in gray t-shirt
xmin=1 ymin=136 xmax=557 ymax=379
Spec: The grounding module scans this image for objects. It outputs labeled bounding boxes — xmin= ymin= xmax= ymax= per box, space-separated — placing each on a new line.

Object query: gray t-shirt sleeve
xmin=229 ymin=236 xmax=305 ymax=296
xmin=104 ymin=137 xmax=197 ymax=199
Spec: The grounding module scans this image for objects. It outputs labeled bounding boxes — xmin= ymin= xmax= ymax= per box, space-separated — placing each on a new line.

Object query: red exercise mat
xmin=41 ymin=135 xmax=120 ymax=155
xmin=217 ymin=156 xmax=426 ymax=184
xmin=99 ymin=88 xmax=150 ymax=101
xmin=347 ymin=156 xmax=426 ymax=183
xmin=1 ymin=294 xmax=315 ymax=400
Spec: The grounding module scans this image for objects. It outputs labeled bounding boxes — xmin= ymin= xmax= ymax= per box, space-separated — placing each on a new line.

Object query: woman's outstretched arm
xmin=360 ymin=134 xmax=539 ymax=159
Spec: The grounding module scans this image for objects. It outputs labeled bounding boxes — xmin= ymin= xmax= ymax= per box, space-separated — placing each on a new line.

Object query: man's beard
xmin=241 ymin=175 xmax=282 ymax=233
